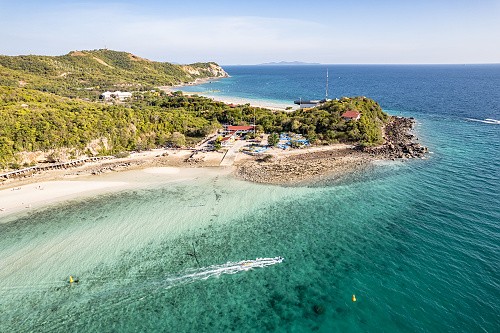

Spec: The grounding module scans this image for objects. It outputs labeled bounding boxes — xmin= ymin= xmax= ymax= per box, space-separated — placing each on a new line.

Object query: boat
xmin=293 ymin=99 xmax=326 ymax=106
xmin=294 ymin=69 xmax=330 ymax=108
xmin=238 ymin=256 xmax=284 ymax=270
xmin=466 ymin=118 xmax=500 ymax=124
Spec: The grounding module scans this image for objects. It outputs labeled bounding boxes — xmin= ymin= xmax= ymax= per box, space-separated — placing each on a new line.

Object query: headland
xmin=0 ymin=50 xmax=428 ymax=218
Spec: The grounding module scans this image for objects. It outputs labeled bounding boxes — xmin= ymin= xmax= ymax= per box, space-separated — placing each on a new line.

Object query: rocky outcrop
xmin=361 ymin=116 xmax=428 ymax=159
xmin=236 ymin=149 xmax=371 ymax=185
xmin=182 ymin=63 xmax=229 ymax=79
xmin=236 ymin=116 xmax=428 ymax=185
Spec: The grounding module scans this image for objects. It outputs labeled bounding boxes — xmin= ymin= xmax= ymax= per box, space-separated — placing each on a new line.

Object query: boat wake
xmin=158 ymin=256 xmax=284 ymax=289
xmin=466 ymin=118 xmax=500 ymax=124
xmin=0 ymin=257 xmax=284 ymax=294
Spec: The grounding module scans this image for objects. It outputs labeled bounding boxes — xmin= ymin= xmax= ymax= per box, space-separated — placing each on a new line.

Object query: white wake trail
xmin=159 ymin=256 xmax=284 ymax=289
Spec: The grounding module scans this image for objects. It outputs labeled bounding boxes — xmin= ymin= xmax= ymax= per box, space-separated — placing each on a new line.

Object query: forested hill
xmin=0 ymin=86 xmax=388 ymax=169
xmin=0 ymin=49 xmax=228 ymax=99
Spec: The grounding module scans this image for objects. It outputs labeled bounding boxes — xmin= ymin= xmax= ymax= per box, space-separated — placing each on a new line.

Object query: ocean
xmin=1 ymin=65 xmax=499 ymax=332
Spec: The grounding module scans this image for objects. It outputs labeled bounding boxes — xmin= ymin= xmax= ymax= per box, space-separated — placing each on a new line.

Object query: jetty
xmin=0 ymin=157 xmax=113 ymax=179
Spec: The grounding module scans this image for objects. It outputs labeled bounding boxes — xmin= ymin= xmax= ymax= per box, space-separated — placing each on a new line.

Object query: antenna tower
xmin=326 ymin=68 xmax=329 ymax=100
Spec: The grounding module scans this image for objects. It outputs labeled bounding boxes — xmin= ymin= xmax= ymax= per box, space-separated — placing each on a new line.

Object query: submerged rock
xmin=313 ymin=304 xmax=325 ymax=315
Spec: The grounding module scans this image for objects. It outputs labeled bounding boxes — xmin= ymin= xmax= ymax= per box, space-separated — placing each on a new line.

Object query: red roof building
xmin=341 ymin=110 xmax=361 ymax=121
xmin=227 ymin=125 xmax=255 ymax=132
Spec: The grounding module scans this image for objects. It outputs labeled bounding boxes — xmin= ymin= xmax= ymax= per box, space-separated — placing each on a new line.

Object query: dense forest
xmin=0 ymin=85 xmax=388 ymax=169
xmin=0 ymin=49 xmax=227 ymax=99
xmin=0 ymin=49 xmax=389 ymax=170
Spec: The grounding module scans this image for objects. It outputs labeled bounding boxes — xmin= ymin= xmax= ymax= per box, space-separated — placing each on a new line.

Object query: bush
xmin=167 ymin=132 xmax=186 ymax=148
xmin=114 ymin=151 xmax=130 ymax=158
xmin=267 ymin=133 xmax=279 ymax=146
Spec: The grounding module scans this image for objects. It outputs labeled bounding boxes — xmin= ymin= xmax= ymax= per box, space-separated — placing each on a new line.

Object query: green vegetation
xmin=0 ymin=87 xmax=218 ymax=167
xmin=214 ymin=137 xmax=222 ymax=151
xmin=0 ymin=86 xmax=388 ymax=169
xmin=267 ymin=133 xmax=280 ymax=146
xmin=0 ymin=49 xmax=227 ymax=99
xmin=0 ymin=51 xmax=389 ymax=170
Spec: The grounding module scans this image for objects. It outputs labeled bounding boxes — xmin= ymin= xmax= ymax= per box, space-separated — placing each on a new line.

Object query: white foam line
xmin=466 ymin=118 xmax=500 ymax=124
xmin=0 ymin=257 xmax=284 ymax=292
xmin=160 ymin=257 xmax=284 ymax=288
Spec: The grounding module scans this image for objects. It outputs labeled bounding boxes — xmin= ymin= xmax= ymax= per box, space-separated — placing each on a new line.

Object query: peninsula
xmin=0 ymin=50 xmax=427 ymax=192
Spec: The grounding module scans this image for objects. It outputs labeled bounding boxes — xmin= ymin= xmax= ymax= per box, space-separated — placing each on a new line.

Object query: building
xmin=218 ymin=125 xmax=256 ymax=147
xmin=100 ymin=91 xmax=133 ymax=101
xmin=222 ymin=125 xmax=255 ymax=135
xmin=220 ymin=135 xmax=236 ymax=147
xmin=341 ymin=110 xmax=361 ymax=121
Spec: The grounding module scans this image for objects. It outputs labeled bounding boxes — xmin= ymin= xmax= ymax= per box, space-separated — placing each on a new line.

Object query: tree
xmin=214 ymin=136 xmax=222 ymax=151
xmin=167 ymin=132 xmax=186 ymax=148
xmin=268 ymin=132 xmax=279 ymax=147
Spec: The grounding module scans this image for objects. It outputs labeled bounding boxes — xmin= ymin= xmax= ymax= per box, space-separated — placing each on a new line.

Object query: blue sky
xmin=1 ymin=0 xmax=499 ymax=64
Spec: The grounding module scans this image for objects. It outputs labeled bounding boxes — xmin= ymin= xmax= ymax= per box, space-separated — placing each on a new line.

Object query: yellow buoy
xmin=352 ymin=294 xmax=357 ymax=302
xmin=69 ymin=275 xmax=74 ymax=283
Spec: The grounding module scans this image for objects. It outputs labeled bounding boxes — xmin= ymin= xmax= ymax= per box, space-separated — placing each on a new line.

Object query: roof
xmin=100 ymin=91 xmax=132 ymax=99
xmin=341 ymin=110 xmax=361 ymax=119
xmin=227 ymin=125 xmax=255 ymax=131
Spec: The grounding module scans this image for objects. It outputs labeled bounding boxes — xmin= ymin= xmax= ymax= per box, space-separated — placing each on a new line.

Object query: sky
xmin=0 ymin=0 xmax=499 ymax=65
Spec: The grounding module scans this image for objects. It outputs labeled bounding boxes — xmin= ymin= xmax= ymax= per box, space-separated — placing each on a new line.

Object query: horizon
xmin=1 ymin=0 xmax=499 ymax=65
xmin=2 ymin=49 xmax=499 ymax=67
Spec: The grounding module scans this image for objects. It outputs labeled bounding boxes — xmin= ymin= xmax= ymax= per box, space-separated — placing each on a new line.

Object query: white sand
xmin=143 ymin=167 xmax=181 ymax=174
xmin=158 ymin=86 xmax=297 ymax=111
xmin=0 ymin=166 xmax=234 ymax=221
xmin=0 ymin=180 xmax=128 ymax=220
xmin=199 ymin=94 xmax=297 ymax=111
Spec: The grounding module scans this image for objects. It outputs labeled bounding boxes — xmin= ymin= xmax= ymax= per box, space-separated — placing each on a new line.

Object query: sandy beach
xmin=0 ymin=147 xmax=228 ymax=220
xmin=0 ymin=164 xmax=234 ymax=221
xmin=159 ymin=81 xmax=298 ymax=111
xmin=0 ymin=180 xmax=128 ymax=220
xmin=0 ymin=143 xmax=348 ymax=218
xmin=190 ymin=94 xmax=298 ymax=111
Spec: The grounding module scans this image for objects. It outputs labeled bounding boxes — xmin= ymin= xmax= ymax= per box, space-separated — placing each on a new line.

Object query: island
xmin=0 ymin=49 xmax=427 ymax=192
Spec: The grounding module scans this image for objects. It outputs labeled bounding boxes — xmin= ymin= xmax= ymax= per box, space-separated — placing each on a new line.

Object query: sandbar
xmin=0 ymin=180 xmax=127 ymax=220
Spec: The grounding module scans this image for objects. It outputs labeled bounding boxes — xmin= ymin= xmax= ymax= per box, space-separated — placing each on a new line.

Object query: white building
xmin=100 ymin=91 xmax=133 ymax=101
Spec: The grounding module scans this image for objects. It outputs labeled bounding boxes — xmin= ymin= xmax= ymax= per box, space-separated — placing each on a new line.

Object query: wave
xmin=466 ymin=118 xmax=500 ymax=124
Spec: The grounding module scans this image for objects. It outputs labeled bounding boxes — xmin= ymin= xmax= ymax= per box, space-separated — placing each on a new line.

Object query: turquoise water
xmin=1 ymin=65 xmax=499 ymax=332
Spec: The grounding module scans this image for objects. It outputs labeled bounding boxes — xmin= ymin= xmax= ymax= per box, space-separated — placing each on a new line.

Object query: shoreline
xmin=0 ymin=144 xmax=360 ymax=219
xmin=159 ymin=78 xmax=298 ymax=111
xmin=0 ymin=102 xmax=427 ymax=220
xmin=0 ymin=117 xmax=426 ymax=219
xmin=0 ymin=163 xmax=233 ymax=221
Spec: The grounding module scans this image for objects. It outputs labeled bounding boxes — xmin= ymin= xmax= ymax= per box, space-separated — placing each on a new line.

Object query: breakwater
xmin=0 ymin=156 xmax=113 ymax=179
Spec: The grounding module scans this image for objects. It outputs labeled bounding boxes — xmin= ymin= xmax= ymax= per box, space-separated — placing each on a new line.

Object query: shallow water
xmin=1 ymin=65 xmax=499 ymax=332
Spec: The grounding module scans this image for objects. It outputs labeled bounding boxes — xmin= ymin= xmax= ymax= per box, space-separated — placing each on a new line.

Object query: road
xmin=220 ymin=140 xmax=247 ymax=166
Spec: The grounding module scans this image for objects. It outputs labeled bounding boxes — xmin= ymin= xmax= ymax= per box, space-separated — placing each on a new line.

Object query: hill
xmin=0 ymin=49 xmax=228 ymax=99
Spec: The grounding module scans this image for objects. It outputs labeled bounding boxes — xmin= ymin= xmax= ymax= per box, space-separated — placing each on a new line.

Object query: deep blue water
xmin=184 ymin=64 xmax=500 ymax=120
xmin=1 ymin=65 xmax=499 ymax=332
